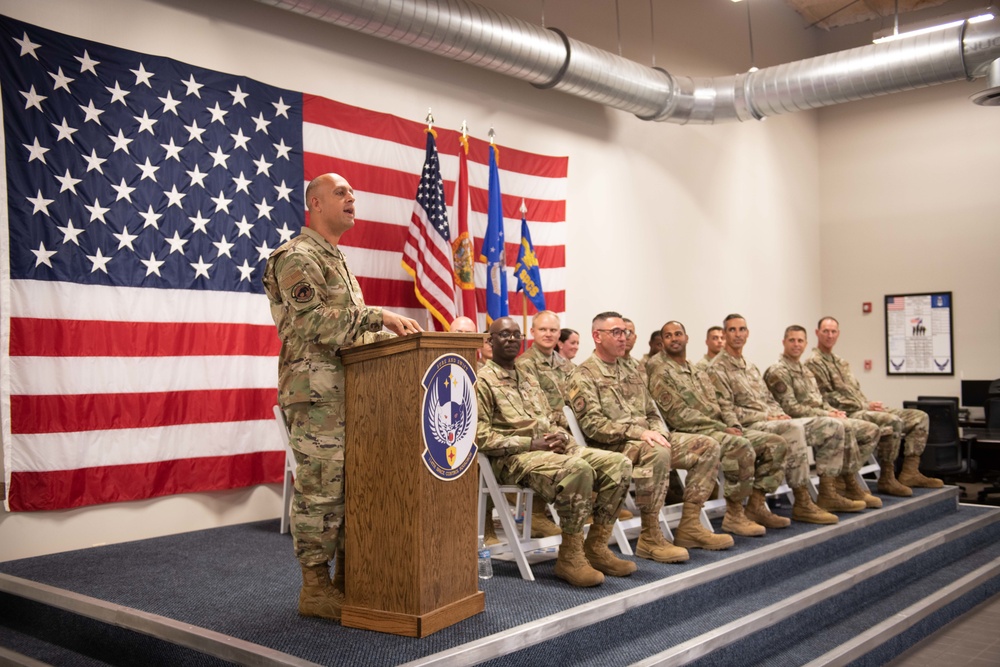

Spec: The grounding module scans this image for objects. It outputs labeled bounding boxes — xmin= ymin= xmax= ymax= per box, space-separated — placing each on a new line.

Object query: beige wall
xmin=2 ymin=0 xmax=992 ymax=559
xmin=817 ymin=79 xmax=1000 ymax=408
xmin=816 ymin=18 xmax=1000 ymax=409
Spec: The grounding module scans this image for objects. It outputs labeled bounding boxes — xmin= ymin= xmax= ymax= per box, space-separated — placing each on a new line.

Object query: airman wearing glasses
xmin=566 ymin=311 xmax=733 ymax=561
xmin=476 ymin=317 xmax=635 ymax=587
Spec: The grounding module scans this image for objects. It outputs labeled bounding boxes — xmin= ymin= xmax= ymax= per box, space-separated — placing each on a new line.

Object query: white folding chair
xmin=562 ymin=406 xmax=673 ymax=553
xmin=273 ymin=405 xmax=297 ymax=535
xmin=477 ymin=453 xmax=562 ymax=581
xmin=858 ymin=453 xmax=881 ymax=487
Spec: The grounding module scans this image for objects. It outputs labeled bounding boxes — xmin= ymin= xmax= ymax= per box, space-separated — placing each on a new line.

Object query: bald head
xmin=450 ymin=316 xmax=477 ymax=333
xmin=305 ymin=173 xmax=356 ymax=243
xmin=489 ymin=317 xmax=522 ymax=368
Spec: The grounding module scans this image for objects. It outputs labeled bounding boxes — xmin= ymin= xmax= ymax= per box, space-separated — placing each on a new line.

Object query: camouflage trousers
xmin=670 ymin=432 xmax=723 ymax=505
xmin=596 ymin=438 xmax=671 ymax=513
xmin=841 ymin=417 xmax=880 ymax=473
xmin=704 ymin=429 xmax=788 ymax=495
xmin=497 ymin=447 xmax=632 ymax=533
xmin=700 ymin=431 xmax=754 ymax=501
xmin=285 ymin=402 xmax=346 ymax=567
xmin=747 ymin=419 xmax=808 ymax=487
xmin=849 ymin=408 xmax=927 ymax=461
xmin=747 ymin=417 xmax=845 ymax=485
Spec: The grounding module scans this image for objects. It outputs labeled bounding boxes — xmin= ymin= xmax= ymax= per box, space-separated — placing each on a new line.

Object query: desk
xmin=963 ymin=428 xmax=1000 ymax=503
xmin=962 ymin=428 xmax=1000 ymax=444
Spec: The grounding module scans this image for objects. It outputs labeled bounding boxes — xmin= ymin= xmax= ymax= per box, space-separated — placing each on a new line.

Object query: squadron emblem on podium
xmin=420 ymin=353 xmax=478 ymax=480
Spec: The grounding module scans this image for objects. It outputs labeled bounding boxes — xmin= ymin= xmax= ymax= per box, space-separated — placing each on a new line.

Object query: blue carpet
xmin=0 ymin=488 xmax=990 ymax=666
xmin=480 ymin=500 xmax=1000 ymax=667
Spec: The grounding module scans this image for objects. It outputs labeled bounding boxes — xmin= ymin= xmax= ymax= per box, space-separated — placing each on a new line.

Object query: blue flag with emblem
xmin=482 ymin=143 xmax=507 ymax=322
xmin=512 ymin=200 xmax=545 ymax=312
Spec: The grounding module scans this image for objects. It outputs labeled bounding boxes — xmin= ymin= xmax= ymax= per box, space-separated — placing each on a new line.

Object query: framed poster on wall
xmin=884 ymin=292 xmax=953 ymax=375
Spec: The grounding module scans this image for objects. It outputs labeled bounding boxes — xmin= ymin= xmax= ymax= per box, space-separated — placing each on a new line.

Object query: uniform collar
xmin=298 ymin=227 xmax=341 ymax=257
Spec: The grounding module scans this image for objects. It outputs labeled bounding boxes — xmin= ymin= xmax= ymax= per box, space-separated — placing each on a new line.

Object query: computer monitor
xmin=961 ymin=380 xmax=994 ymax=408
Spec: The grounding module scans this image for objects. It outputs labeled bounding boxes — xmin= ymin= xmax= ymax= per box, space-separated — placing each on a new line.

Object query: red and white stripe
xmin=303 ymin=96 xmax=568 ymax=330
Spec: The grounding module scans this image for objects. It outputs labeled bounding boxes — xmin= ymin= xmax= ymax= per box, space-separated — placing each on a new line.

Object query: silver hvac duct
xmin=253 ymin=0 xmax=1000 ymax=124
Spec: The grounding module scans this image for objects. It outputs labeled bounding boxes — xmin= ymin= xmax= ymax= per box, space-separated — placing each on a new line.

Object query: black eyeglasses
xmin=493 ymin=331 xmax=523 ymax=341
xmin=596 ymin=328 xmax=630 ymax=339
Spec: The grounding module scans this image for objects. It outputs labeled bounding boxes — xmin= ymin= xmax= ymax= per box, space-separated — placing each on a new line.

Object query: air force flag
xmin=421 ymin=354 xmax=478 ymax=480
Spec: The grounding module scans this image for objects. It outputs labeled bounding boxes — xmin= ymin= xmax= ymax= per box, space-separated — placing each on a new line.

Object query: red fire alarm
xmin=864 ymin=359 xmax=872 ymax=371
xmin=862 ymin=302 xmax=872 ymax=314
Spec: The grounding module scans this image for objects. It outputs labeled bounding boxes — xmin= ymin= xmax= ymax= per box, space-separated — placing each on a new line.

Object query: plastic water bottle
xmin=477 ymin=536 xmax=493 ymax=580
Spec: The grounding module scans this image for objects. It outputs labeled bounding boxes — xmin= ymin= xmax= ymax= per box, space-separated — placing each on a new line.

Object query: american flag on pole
xmin=401 ymin=127 xmax=456 ymax=330
xmin=1 ymin=16 xmax=568 ymax=512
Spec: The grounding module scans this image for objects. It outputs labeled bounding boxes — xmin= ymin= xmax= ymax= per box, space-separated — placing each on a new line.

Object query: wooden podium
xmin=339 ymin=332 xmax=485 ymax=637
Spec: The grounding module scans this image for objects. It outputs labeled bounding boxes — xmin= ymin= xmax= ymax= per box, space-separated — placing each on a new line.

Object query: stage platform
xmin=2 ymin=486 xmax=1000 ymax=666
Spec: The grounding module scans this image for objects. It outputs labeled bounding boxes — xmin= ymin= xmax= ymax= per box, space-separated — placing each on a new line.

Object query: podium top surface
xmin=339 ymin=331 xmax=484 ymax=365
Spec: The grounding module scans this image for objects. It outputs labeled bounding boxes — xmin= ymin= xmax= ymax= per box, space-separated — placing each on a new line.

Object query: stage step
xmin=436 ymin=489 xmax=1000 ymax=667
xmin=647 ymin=513 xmax=1000 ymax=666
xmin=2 ymin=488 xmax=997 ymax=667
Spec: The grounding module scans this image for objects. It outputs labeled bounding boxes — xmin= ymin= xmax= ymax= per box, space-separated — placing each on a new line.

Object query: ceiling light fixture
xmin=873 ymin=8 xmax=995 ymax=44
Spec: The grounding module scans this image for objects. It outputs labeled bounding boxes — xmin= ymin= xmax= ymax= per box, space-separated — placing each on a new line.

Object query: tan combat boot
xmin=842 ymin=473 xmax=882 ymax=508
xmin=299 ymin=563 xmax=343 ymax=621
xmin=553 ymin=531 xmax=605 ymax=587
xmin=673 ymin=502 xmax=735 ymax=550
xmin=635 ymin=512 xmax=689 ymax=563
xmin=897 ymin=455 xmax=944 ymax=489
xmin=876 ymin=461 xmax=912 ymax=497
xmin=791 ymin=486 xmax=838 ymax=524
xmin=530 ymin=508 xmax=562 ymax=538
xmin=816 ymin=475 xmax=867 ymax=513
xmin=483 ymin=520 xmax=500 ymax=546
xmin=721 ymin=497 xmax=766 ymax=536
xmin=745 ymin=489 xmax=791 ymax=528
xmin=583 ymin=523 xmax=637 ymax=576
xmin=618 ymin=507 xmax=634 ymax=521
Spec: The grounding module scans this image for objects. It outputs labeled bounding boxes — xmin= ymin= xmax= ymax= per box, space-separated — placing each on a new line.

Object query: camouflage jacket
xmin=764 ymin=355 xmax=835 ymax=418
xmin=805 ymin=348 xmax=869 ymax=414
xmin=262 ymin=228 xmax=384 ymax=408
xmin=622 ymin=354 xmax=648 ymax=384
xmin=475 ymin=359 xmax=576 ymax=459
xmin=647 ymin=353 xmax=735 ymax=432
xmin=566 ymin=354 xmax=669 ymax=447
xmin=514 ymin=343 xmax=572 ymax=424
xmin=707 ymin=349 xmax=786 ymax=427
xmin=693 ymin=354 xmax=715 ymax=373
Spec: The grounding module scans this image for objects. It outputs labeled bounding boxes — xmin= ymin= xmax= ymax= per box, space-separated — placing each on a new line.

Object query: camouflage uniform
xmin=764 ymin=355 xmax=880 ymax=474
xmin=805 ymin=349 xmax=925 ymax=460
xmin=693 ymin=354 xmax=715 ymax=373
xmin=647 ymin=352 xmax=787 ymax=497
xmin=263 ymin=228 xmax=385 ymax=567
xmin=567 ymin=354 xmax=721 ymax=510
xmin=622 ymin=355 xmax=648 ymax=384
xmin=476 ymin=360 xmax=632 ymax=532
xmin=514 ymin=344 xmax=573 ymax=422
xmin=708 ymin=350 xmax=846 ymax=486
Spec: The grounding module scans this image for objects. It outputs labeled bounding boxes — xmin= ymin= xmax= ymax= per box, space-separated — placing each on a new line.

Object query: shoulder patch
xmin=773 ymin=381 xmax=787 ymax=395
xmin=572 ymin=395 xmax=586 ymax=413
xmin=291 ymin=281 xmax=315 ymax=303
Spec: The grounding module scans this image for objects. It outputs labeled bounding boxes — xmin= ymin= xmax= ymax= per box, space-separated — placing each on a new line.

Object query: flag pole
xmin=520 ymin=198 xmax=528 ymax=353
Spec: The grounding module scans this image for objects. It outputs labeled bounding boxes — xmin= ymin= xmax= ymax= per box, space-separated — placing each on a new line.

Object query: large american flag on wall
xmin=0 ymin=16 xmax=568 ymax=512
